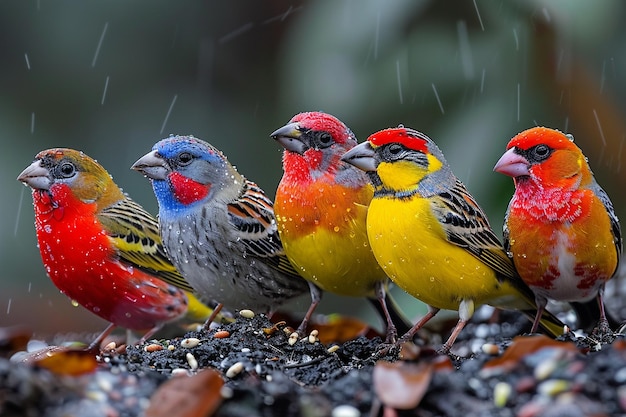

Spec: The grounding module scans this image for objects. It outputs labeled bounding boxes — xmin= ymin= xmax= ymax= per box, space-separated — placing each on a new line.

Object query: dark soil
xmin=3 ymin=307 xmax=626 ymax=417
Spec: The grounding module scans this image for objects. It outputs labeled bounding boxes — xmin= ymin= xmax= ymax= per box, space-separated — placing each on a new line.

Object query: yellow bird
xmin=341 ymin=126 xmax=566 ymax=353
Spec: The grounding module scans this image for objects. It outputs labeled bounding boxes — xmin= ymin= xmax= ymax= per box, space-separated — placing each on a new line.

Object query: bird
xmin=271 ymin=111 xmax=410 ymax=341
xmin=341 ymin=126 xmax=567 ymax=353
xmin=17 ymin=148 xmax=192 ymax=349
xmin=494 ymin=126 xmax=622 ymax=335
xmin=131 ymin=135 xmax=310 ymax=323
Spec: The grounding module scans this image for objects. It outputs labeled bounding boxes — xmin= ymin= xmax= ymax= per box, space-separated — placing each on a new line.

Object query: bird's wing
xmin=98 ymin=197 xmax=195 ymax=292
xmin=432 ymin=179 xmax=518 ymax=281
xmin=227 ymin=180 xmax=302 ymax=279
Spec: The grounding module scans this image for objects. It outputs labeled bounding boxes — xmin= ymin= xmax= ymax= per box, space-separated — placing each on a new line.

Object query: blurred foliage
xmin=1 ymin=0 xmax=625 ymax=337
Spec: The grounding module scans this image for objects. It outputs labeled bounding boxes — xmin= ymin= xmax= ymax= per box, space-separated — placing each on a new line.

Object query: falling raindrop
xmin=24 ymin=53 xmax=31 ymax=70
xmin=472 ymin=0 xmax=484 ymax=31
xmin=396 ymin=60 xmax=403 ymax=104
xmin=101 ymin=75 xmax=110 ymax=105
xmin=160 ymin=94 xmax=178 ymax=134
xmin=6 ymin=299 xmax=11 ymax=315
xmin=92 ymin=22 xmax=109 ymax=67
xmin=431 ymin=83 xmax=444 ymax=114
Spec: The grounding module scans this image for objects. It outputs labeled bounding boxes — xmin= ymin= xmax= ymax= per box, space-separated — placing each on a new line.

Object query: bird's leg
xmin=590 ymin=285 xmax=614 ymax=344
xmin=295 ymin=282 xmax=323 ymax=336
xmin=374 ymin=281 xmax=397 ymax=343
xmin=202 ymin=303 xmax=224 ymax=331
xmin=530 ymin=295 xmax=548 ymax=334
xmin=398 ymin=305 xmax=440 ymax=345
xmin=87 ymin=323 xmax=117 ymax=352
xmin=438 ymin=299 xmax=474 ymax=355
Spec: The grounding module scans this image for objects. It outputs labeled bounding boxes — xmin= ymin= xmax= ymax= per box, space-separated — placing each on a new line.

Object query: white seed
xmin=331 ymin=404 xmax=360 ymax=417
xmin=327 ymin=345 xmax=340 ymax=354
xmin=481 ymin=343 xmax=500 ymax=356
xmin=171 ymin=368 xmax=189 ymax=377
xmin=103 ymin=341 xmax=117 ymax=351
xmin=239 ymin=309 xmax=255 ymax=319
xmin=308 ymin=330 xmax=319 ymax=344
xmin=186 ymin=352 xmax=198 ymax=370
xmin=168 ymin=344 xmax=176 ymax=351
xmin=225 ymin=361 xmax=244 ymax=378
xmin=180 ymin=337 xmax=200 ymax=349
xmin=288 ymin=332 xmax=299 ymax=346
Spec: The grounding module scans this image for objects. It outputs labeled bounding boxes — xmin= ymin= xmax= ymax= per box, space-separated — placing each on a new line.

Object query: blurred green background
xmin=2 ymin=0 xmax=625 ymax=339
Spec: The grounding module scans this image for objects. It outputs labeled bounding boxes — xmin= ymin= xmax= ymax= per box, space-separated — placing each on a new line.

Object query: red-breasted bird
xmin=494 ymin=127 xmax=622 ymax=334
xmin=271 ymin=112 xmax=410 ymax=341
xmin=131 ymin=135 xmax=309 ymax=321
xmin=17 ymin=148 xmax=191 ymax=349
xmin=342 ymin=126 xmax=566 ymax=353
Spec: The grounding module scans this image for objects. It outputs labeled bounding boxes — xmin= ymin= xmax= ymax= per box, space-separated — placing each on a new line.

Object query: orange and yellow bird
xmin=271 ymin=112 xmax=409 ymax=341
xmin=494 ymin=127 xmax=622 ymax=334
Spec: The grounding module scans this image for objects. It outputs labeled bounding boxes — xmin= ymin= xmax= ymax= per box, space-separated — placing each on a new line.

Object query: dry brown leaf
xmin=310 ymin=315 xmax=373 ymax=344
xmin=373 ymin=360 xmax=433 ymax=410
xmin=0 ymin=325 xmax=31 ymax=358
xmin=145 ymin=368 xmax=224 ymax=417
xmin=23 ymin=346 xmax=99 ymax=376
xmin=483 ymin=335 xmax=578 ymax=374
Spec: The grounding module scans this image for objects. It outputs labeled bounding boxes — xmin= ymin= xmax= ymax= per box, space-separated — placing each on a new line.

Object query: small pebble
xmin=288 ymin=332 xmax=299 ymax=346
xmin=180 ymin=337 xmax=200 ymax=348
xmin=220 ymin=386 xmax=234 ymax=399
xmin=481 ymin=343 xmax=500 ymax=356
xmin=331 ymin=404 xmax=360 ymax=417
xmin=241 ymin=347 xmax=251 ymax=353
xmin=186 ymin=352 xmax=198 ymax=371
xmin=214 ymin=330 xmax=230 ymax=339
xmin=239 ymin=309 xmax=255 ymax=319
xmin=493 ymin=381 xmax=512 ymax=407
xmin=144 ymin=343 xmax=163 ymax=352
xmin=225 ymin=361 xmax=244 ymax=378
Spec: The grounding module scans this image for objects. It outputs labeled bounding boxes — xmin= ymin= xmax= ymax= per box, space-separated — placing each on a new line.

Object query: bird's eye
xmin=313 ymin=131 xmax=334 ymax=149
xmin=58 ymin=162 xmax=76 ymax=178
xmin=319 ymin=132 xmax=332 ymax=144
xmin=388 ymin=144 xmax=403 ymax=155
xmin=177 ymin=152 xmax=194 ymax=165
xmin=531 ymin=144 xmax=552 ymax=160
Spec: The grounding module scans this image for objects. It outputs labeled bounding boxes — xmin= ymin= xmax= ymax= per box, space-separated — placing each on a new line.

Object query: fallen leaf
xmin=145 ymin=368 xmax=224 ymax=417
xmin=373 ymin=360 xmax=433 ymax=410
xmin=0 ymin=325 xmax=31 ymax=358
xmin=310 ymin=315 xmax=373 ymax=344
xmin=23 ymin=346 xmax=99 ymax=376
xmin=482 ymin=335 xmax=578 ymax=376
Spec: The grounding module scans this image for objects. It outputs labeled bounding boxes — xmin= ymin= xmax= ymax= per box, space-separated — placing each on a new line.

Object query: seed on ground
xmin=214 ymin=330 xmax=230 ymax=339
xmin=180 ymin=337 xmax=200 ymax=348
xmin=288 ymin=332 xmax=299 ymax=346
xmin=144 ymin=343 xmax=163 ymax=352
xmin=239 ymin=309 xmax=255 ymax=319
xmin=186 ymin=352 xmax=198 ymax=370
xmin=225 ymin=361 xmax=244 ymax=378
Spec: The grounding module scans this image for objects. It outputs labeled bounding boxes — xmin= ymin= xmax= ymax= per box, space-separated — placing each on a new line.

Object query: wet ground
xmin=2 ymin=305 xmax=626 ymax=417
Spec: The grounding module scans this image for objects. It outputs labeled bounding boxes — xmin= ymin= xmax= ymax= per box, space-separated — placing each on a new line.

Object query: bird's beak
xmin=341 ymin=142 xmax=378 ymax=172
xmin=17 ymin=160 xmax=51 ymax=190
xmin=131 ymin=150 xmax=170 ymax=180
xmin=270 ymin=122 xmax=309 ymax=155
xmin=493 ymin=148 xmax=530 ymax=178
